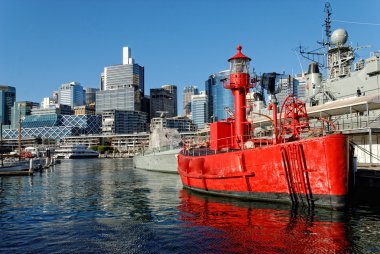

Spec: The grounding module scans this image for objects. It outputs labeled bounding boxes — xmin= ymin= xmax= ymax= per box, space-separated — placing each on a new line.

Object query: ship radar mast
xmin=324 ymin=1 xmax=332 ymax=50
xmin=298 ymin=2 xmax=333 ymax=70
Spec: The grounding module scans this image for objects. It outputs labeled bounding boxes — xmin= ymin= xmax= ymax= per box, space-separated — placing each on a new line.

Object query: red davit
xmin=177 ymin=45 xmax=351 ymax=209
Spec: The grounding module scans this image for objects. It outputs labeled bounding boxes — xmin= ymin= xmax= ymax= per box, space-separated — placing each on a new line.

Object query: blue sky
xmin=1 ymin=0 xmax=379 ymax=110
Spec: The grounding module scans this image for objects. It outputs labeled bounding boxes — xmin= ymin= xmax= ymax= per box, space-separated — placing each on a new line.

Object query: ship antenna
xmin=324 ymin=1 xmax=332 ymax=50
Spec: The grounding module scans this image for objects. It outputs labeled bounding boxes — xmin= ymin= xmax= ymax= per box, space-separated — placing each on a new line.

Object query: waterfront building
xmin=58 ymin=82 xmax=85 ymax=108
xmin=150 ymin=85 xmax=177 ymax=119
xmin=62 ymin=133 xmax=150 ymax=156
xmin=102 ymin=47 xmax=144 ymax=111
xmin=96 ymin=88 xmax=135 ymax=114
xmin=2 ymin=114 xmax=101 ymax=140
xmin=10 ymin=101 xmax=40 ymax=129
xmin=85 ymin=87 xmax=99 ymax=105
xmin=183 ymin=86 xmax=199 ymax=117
xmin=150 ymin=116 xmax=196 ymax=133
xmin=205 ymin=70 xmax=234 ymax=122
xmin=101 ymin=110 xmax=147 ymax=135
xmin=0 ymin=85 xmax=16 ymax=125
xmin=191 ymin=91 xmax=208 ymax=130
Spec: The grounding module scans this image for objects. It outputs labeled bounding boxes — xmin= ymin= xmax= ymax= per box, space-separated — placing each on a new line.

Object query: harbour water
xmin=0 ymin=159 xmax=379 ymax=253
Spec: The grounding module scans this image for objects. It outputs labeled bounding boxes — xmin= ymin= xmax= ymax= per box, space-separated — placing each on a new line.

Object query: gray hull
xmin=133 ymin=148 xmax=180 ymax=174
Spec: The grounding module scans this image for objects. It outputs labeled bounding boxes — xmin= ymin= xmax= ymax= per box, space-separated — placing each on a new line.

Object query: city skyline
xmin=1 ymin=0 xmax=380 ymax=107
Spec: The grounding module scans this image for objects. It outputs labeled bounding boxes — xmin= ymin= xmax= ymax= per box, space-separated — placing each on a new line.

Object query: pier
xmin=0 ymin=157 xmax=58 ymax=176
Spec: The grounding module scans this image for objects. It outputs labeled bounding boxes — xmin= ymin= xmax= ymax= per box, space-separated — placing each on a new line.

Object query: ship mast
xmin=298 ymin=2 xmax=333 ymax=70
xmin=18 ymin=108 xmax=21 ymax=161
xmin=324 ymin=2 xmax=332 ymax=51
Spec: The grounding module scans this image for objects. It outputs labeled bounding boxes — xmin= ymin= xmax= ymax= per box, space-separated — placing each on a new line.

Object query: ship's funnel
xmin=306 ymin=62 xmax=322 ymax=100
xmin=307 ymin=62 xmax=320 ymax=74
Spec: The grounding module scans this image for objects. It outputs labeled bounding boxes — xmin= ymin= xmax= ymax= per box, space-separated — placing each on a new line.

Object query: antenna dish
xmin=331 ymin=28 xmax=348 ymax=47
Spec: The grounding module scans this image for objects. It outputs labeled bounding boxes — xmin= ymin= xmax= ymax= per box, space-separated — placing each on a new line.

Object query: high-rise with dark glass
xmin=205 ymin=70 xmax=234 ymax=122
xmin=0 ymin=85 xmax=16 ymax=125
xmin=150 ymin=85 xmax=177 ymax=119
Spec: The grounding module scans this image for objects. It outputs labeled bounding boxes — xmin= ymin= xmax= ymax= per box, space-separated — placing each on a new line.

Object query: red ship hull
xmin=178 ymin=133 xmax=349 ymax=209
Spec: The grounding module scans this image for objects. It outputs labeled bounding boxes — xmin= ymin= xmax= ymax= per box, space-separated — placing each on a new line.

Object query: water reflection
xmin=178 ymin=189 xmax=352 ymax=253
xmin=0 ymin=159 xmax=379 ymax=253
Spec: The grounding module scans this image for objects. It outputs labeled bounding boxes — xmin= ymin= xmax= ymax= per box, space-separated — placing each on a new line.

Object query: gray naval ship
xmin=300 ymin=4 xmax=380 ymax=167
xmin=253 ymin=3 xmax=380 ymax=168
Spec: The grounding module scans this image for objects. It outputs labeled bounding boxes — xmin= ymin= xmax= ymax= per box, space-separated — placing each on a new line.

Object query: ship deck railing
xmin=180 ymin=129 xmax=338 ymax=157
xmin=181 ymin=134 xmax=273 ymax=157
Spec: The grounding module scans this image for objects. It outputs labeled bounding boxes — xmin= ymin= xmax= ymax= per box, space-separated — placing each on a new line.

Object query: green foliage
xmin=89 ymin=145 xmax=114 ymax=154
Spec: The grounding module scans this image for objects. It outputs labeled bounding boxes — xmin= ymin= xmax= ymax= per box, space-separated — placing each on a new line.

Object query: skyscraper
xmin=58 ymin=82 xmax=85 ymax=108
xmin=183 ymin=86 xmax=199 ymax=116
xmin=205 ymin=70 xmax=234 ymax=121
xmin=100 ymin=47 xmax=144 ymax=111
xmin=191 ymin=91 xmax=208 ymax=130
xmin=0 ymin=85 xmax=16 ymax=125
xmin=150 ymin=85 xmax=177 ymax=119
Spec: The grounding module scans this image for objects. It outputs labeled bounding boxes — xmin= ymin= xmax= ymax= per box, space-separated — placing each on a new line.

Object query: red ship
xmin=178 ymin=45 xmax=351 ymax=209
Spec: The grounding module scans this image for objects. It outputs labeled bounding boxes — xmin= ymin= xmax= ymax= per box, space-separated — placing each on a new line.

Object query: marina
xmin=1 ymin=1 xmax=380 ymax=252
xmin=0 ymin=158 xmax=379 ymax=253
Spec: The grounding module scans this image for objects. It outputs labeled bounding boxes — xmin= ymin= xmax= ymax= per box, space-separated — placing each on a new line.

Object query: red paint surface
xmin=178 ymin=134 xmax=349 ymax=207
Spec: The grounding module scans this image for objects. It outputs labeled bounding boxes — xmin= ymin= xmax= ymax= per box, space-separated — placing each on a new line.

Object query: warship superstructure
xmin=301 ymin=3 xmax=380 ymax=105
xmin=295 ymin=3 xmax=380 ymax=166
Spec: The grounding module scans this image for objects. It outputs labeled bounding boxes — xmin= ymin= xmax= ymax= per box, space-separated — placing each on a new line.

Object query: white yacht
xmin=54 ymin=144 xmax=99 ymax=159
